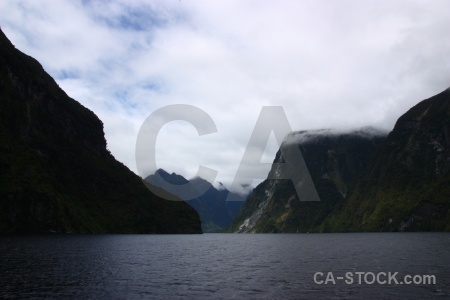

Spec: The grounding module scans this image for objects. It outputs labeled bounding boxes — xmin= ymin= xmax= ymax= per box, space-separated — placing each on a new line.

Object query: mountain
xmin=325 ymin=88 xmax=450 ymax=231
xmin=146 ymin=169 xmax=246 ymax=232
xmin=229 ymin=88 xmax=450 ymax=233
xmin=0 ymin=28 xmax=201 ymax=233
xmin=227 ymin=128 xmax=387 ymax=233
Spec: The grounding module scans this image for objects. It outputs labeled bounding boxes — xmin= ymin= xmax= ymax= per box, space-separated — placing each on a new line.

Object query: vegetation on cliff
xmin=229 ymin=89 xmax=450 ymax=233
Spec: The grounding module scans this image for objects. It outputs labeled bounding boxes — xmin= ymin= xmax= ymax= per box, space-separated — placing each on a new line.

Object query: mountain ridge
xmin=229 ymin=88 xmax=450 ymax=233
xmin=146 ymin=169 xmax=246 ymax=232
xmin=228 ymin=127 xmax=387 ymax=233
xmin=324 ymin=88 xmax=450 ymax=231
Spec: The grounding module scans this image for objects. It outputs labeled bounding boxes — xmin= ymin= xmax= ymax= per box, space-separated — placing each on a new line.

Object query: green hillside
xmin=229 ymin=89 xmax=450 ymax=233
xmin=228 ymin=129 xmax=386 ymax=233
xmin=326 ymin=89 xmax=450 ymax=232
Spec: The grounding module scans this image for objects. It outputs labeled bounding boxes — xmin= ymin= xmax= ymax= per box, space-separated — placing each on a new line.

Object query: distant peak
xmin=190 ymin=176 xmax=212 ymax=186
xmin=155 ymin=168 xmax=170 ymax=176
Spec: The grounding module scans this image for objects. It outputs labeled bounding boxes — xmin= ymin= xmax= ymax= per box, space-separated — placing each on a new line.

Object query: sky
xmin=1 ymin=0 xmax=450 ymax=192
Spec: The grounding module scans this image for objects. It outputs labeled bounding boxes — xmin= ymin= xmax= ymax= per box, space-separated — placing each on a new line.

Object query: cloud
xmin=1 ymin=0 xmax=450 ymax=191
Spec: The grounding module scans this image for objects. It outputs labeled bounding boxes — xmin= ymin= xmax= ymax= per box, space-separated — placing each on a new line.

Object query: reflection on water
xmin=1 ymin=233 xmax=449 ymax=299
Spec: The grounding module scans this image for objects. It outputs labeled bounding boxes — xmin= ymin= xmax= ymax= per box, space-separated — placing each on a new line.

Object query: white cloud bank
xmin=1 ymin=0 xmax=449 ymax=190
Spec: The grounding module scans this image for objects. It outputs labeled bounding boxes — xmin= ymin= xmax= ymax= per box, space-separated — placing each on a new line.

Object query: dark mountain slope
xmin=228 ymin=128 xmax=386 ymax=233
xmin=326 ymin=88 xmax=450 ymax=231
xmin=0 ymin=29 xmax=201 ymax=233
xmin=229 ymin=88 xmax=450 ymax=233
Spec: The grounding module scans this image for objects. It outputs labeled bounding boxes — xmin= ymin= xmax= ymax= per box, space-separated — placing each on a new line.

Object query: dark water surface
xmin=1 ymin=233 xmax=449 ymax=299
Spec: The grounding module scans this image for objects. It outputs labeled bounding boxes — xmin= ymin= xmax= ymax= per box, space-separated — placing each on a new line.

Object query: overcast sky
xmin=1 ymin=0 xmax=450 ymax=191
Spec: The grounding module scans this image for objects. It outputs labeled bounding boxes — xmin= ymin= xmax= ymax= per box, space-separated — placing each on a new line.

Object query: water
xmin=1 ymin=233 xmax=449 ymax=299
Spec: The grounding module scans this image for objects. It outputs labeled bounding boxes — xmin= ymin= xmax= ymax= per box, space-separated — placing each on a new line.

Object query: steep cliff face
xmin=228 ymin=128 xmax=386 ymax=233
xmin=0 ymin=29 xmax=201 ymax=233
xmin=326 ymin=88 xmax=450 ymax=232
xmin=229 ymin=89 xmax=450 ymax=233
xmin=146 ymin=169 xmax=246 ymax=232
